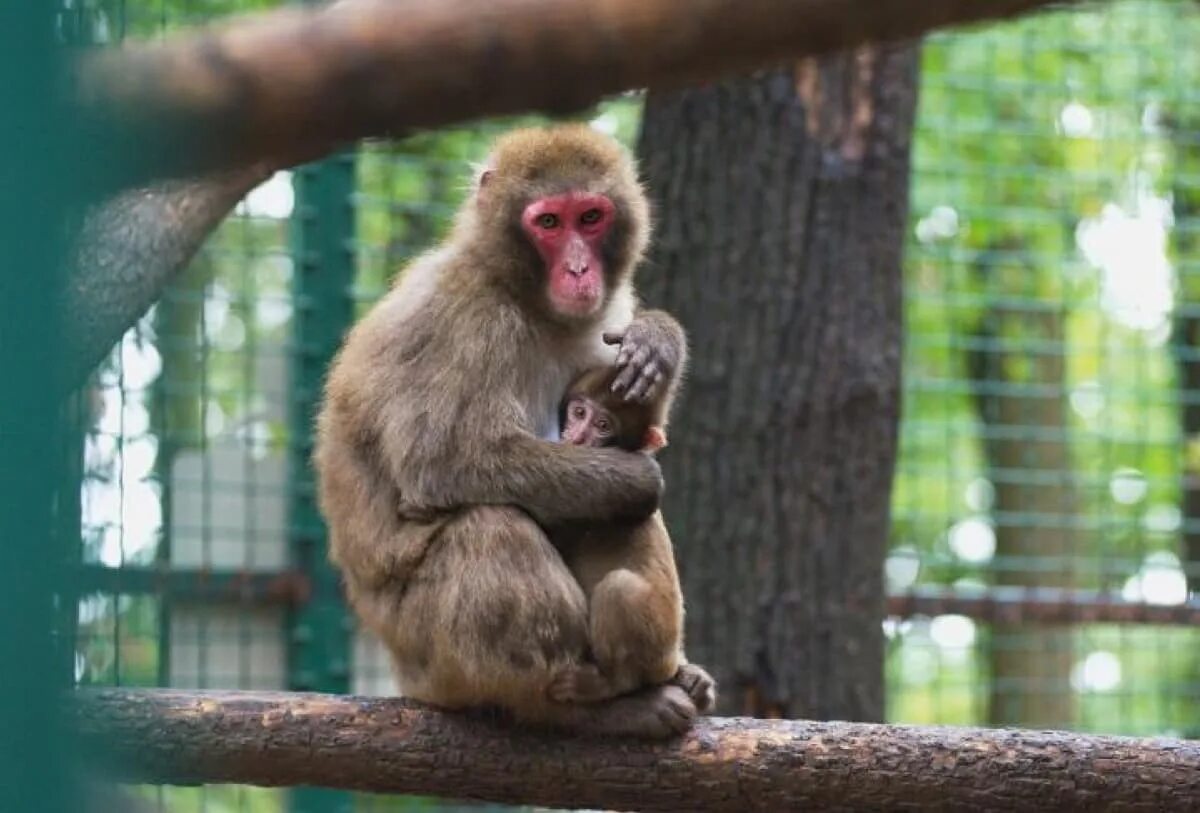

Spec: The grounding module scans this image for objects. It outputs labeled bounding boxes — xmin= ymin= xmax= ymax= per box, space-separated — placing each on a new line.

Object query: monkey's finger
xmin=642 ymin=370 xmax=666 ymax=401
xmin=632 ymin=367 xmax=666 ymax=402
xmin=629 ymin=344 xmax=653 ymax=371
xmin=611 ymin=360 xmax=642 ymax=393
xmin=625 ymin=375 xmax=650 ymax=403
xmin=602 ymin=330 xmax=625 ymax=346
xmin=626 ymin=378 xmax=651 ymax=402
xmin=624 ymin=363 xmax=661 ymax=402
xmin=616 ymin=347 xmax=654 ymax=396
xmin=643 ymin=371 xmax=672 ymax=405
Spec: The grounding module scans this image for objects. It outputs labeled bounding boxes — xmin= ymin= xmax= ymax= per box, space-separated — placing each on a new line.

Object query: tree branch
xmin=75 ymin=689 xmax=1200 ymax=811
xmin=75 ymin=0 xmax=1079 ymax=191
xmin=64 ymin=164 xmax=271 ymax=391
xmin=60 ymin=0 xmax=1080 ymax=386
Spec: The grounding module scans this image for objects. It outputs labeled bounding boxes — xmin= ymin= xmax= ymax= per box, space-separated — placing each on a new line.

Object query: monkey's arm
xmin=604 ymin=309 xmax=688 ymax=405
xmin=399 ymin=430 xmax=664 ymax=527
xmin=506 ymin=434 xmax=667 ymax=524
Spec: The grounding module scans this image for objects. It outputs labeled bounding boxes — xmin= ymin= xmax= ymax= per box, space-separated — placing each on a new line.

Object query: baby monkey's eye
xmin=537 ymin=213 xmax=560 ymax=229
xmin=570 ymin=403 xmax=587 ymax=420
xmin=594 ymin=417 xmax=612 ymax=434
xmin=579 ymin=208 xmax=603 ymax=225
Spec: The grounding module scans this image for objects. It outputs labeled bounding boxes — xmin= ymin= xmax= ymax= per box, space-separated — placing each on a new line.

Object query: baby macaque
xmin=560 ymin=367 xmax=669 ymax=454
xmin=551 ymin=366 xmax=715 ymax=709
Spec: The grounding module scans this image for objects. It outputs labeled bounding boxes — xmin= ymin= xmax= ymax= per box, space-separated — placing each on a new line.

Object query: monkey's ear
xmin=470 ymin=161 xmax=495 ymax=198
xmin=642 ymin=425 xmax=668 ymax=453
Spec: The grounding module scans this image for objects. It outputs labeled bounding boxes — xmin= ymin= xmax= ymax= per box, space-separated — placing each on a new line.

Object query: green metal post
xmin=287 ymin=152 xmax=358 ymax=813
xmin=0 ymin=3 xmax=84 ymax=810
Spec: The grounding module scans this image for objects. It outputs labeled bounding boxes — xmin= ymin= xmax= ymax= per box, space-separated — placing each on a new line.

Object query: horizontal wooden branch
xmin=74 ymin=0 xmax=1078 ymax=190
xmin=75 ymin=689 xmax=1200 ymax=811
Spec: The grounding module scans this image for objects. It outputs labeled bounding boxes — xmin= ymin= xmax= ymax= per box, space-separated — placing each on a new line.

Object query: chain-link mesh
xmin=68 ymin=0 xmax=1200 ymax=809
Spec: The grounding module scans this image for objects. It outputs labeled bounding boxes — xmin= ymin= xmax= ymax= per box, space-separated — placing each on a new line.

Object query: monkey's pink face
xmin=521 ymin=192 xmax=615 ymax=318
xmin=561 ymin=397 xmax=617 ymax=447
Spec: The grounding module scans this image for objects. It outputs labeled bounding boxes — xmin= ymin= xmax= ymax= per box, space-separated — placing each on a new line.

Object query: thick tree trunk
xmin=636 ymin=49 xmax=918 ymax=720
xmin=74 ymin=689 xmax=1200 ymax=812
xmin=966 ymin=248 xmax=1077 ymax=729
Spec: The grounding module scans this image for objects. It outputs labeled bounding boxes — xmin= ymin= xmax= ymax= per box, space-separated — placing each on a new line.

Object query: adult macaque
xmin=551 ymin=366 xmax=716 ymax=710
xmin=315 ymin=124 xmax=705 ymax=737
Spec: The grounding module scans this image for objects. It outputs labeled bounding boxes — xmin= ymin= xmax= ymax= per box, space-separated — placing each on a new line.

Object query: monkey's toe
xmin=673 ymin=663 xmax=718 ymax=712
xmin=652 ymin=684 xmax=698 ymax=736
xmin=588 ymin=684 xmax=697 ymax=739
xmin=548 ymin=663 xmax=612 ymax=704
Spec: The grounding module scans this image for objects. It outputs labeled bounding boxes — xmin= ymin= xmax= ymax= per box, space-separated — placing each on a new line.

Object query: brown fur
xmin=314 ymin=124 xmax=699 ymax=738
xmin=551 ymin=368 xmax=716 ymax=710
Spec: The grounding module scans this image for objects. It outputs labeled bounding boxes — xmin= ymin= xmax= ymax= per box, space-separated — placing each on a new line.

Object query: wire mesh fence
xmin=65 ymin=0 xmax=1200 ymax=809
xmin=892 ymin=0 xmax=1200 ymax=737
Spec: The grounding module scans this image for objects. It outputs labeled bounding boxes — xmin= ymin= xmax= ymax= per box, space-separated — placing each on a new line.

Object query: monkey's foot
xmin=590 ymin=684 xmax=696 ymax=739
xmin=548 ymin=663 xmax=617 ymax=704
xmin=671 ymin=663 xmax=717 ymax=712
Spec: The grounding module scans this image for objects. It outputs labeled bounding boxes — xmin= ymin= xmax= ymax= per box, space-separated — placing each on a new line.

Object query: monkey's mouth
xmin=549 ymin=270 xmax=603 ymax=316
xmin=561 ymin=431 xmax=589 ymax=445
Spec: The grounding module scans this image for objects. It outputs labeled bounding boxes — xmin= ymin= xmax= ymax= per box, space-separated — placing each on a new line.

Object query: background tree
xmin=637 ymin=47 xmax=920 ymax=720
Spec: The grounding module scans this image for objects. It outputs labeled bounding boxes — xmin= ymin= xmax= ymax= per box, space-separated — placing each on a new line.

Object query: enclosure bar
xmin=73 ymin=564 xmax=310 ymax=606
xmin=75 ymin=688 xmax=1200 ymax=812
xmin=70 ymin=565 xmax=1200 ymax=627
xmin=74 ymin=0 xmax=1081 ymax=189
xmin=285 ymin=152 xmax=357 ymax=695
xmin=886 ymin=585 xmax=1200 ymax=627
xmin=286 ymin=153 xmax=358 ymax=812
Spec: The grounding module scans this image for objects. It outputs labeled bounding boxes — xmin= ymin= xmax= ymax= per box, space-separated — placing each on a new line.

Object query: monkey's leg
xmin=591 ymin=568 xmax=681 ymax=689
xmin=553 ymin=516 xmax=717 ymax=711
xmin=548 ymin=565 xmax=677 ymax=705
xmin=551 ymin=557 xmax=683 ymax=706
xmin=386 ymin=506 xmax=697 ymax=739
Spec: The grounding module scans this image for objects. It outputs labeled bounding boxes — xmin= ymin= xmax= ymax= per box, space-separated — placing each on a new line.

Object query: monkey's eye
xmin=570 ymin=403 xmax=587 ymax=420
xmin=594 ymin=417 xmax=612 ymax=435
xmin=536 ymin=213 xmax=560 ymax=229
xmin=579 ymin=208 xmax=603 ymax=225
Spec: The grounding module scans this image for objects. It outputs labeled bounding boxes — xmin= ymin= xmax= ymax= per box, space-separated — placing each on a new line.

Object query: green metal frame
xmin=1 ymin=2 xmax=88 ymax=809
xmin=287 ymin=152 xmax=358 ymax=813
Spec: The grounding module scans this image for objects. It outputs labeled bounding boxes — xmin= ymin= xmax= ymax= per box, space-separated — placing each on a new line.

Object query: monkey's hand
xmin=603 ymin=310 xmax=686 ymax=403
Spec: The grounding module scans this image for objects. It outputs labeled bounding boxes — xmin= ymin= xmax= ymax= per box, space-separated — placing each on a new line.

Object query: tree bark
xmin=966 ymin=246 xmax=1077 ymax=729
xmin=636 ymin=50 xmax=917 ymax=720
xmin=73 ymin=0 xmax=1075 ymax=192
xmin=65 ymin=166 xmax=271 ymax=391
xmin=74 ymin=689 xmax=1200 ymax=812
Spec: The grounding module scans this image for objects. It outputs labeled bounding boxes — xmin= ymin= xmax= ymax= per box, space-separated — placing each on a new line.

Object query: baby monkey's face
xmin=561 ymin=396 xmax=619 ymax=448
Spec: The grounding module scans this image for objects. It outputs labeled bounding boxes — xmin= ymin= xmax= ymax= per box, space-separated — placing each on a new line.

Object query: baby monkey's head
xmin=561 ymin=367 xmax=667 ymax=453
